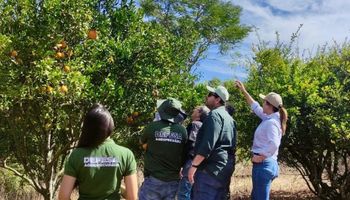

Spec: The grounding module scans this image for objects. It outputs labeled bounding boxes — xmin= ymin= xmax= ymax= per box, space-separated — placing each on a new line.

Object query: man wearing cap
xmin=139 ymin=98 xmax=188 ymax=200
xmin=188 ymin=85 xmax=237 ymax=200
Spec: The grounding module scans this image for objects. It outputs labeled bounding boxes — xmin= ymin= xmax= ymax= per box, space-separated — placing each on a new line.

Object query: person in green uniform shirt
xmin=58 ymin=104 xmax=138 ymax=200
xmin=139 ymin=98 xmax=188 ymax=200
xmin=188 ymin=86 xmax=237 ymax=200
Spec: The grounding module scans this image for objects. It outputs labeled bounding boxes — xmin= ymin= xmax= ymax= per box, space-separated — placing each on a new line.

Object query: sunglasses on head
xmin=208 ymin=92 xmax=219 ymax=98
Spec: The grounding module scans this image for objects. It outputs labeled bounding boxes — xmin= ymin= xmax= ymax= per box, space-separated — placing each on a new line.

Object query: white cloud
xmin=197 ymin=0 xmax=350 ymax=81
xmin=234 ymin=0 xmax=350 ymax=53
xmin=198 ymin=61 xmax=248 ymax=80
xmin=265 ymin=0 xmax=320 ymax=13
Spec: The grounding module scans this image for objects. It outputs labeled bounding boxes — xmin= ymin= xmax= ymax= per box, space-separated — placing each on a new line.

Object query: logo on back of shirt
xmin=154 ymin=131 xmax=183 ymax=143
xmin=84 ymin=157 xmax=119 ymax=167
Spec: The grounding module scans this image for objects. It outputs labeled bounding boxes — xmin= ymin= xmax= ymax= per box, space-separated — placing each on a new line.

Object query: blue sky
xmin=194 ymin=0 xmax=350 ymax=82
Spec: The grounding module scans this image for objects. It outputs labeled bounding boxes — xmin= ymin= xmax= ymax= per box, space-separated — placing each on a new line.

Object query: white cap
xmin=259 ymin=92 xmax=283 ymax=108
xmin=206 ymin=85 xmax=229 ymax=102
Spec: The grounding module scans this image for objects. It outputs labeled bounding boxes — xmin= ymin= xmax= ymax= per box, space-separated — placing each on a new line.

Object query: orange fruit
xmin=56 ymin=40 xmax=67 ymax=49
xmin=88 ymin=29 xmax=97 ymax=40
xmin=132 ymin=112 xmax=139 ymax=117
xmin=63 ymin=65 xmax=70 ymax=73
xmin=60 ymin=40 xmax=67 ymax=48
xmin=126 ymin=116 xmax=134 ymax=124
xmin=59 ymin=85 xmax=68 ymax=93
xmin=56 ymin=43 xmax=63 ymax=49
xmin=10 ymin=50 xmax=18 ymax=57
xmin=46 ymin=86 xmax=54 ymax=93
xmin=55 ymin=52 xmax=65 ymax=59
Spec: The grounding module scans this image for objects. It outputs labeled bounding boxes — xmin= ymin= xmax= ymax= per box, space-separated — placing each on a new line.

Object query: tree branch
xmin=187 ymin=40 xmax=210 ymax=70
xmin=292 ymin=161 xmax=317 ymax=195
xmin=1 ymin=158 xmax=36 ymax=189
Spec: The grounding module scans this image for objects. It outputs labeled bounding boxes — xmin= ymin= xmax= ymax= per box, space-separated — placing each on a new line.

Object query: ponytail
xmin=279 ymin=106 xmax=288 ymax=135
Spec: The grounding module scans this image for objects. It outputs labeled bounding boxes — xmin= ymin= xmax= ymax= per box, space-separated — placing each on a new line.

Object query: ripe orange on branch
xmin=46 ymin=86 xmax=54 ymax=94
xmin=10 ymin=50 xmax=18 ymax=57
xmin=59 ymin=40 xmax=67 ymax=48
xmin=55 ymin=52 xmax=65 ymax=59
xmin=59 ymin=85 xmax=68 ymax=93
xmin=63 ymin=65 xmax=70 ymax=73
xmin=88 ymin=29 xmax=97 ymax=40
xmin=132 ymin=112 xmax=139 ymax=117
xmin=126 ymin=116 xmax=134 ymax=124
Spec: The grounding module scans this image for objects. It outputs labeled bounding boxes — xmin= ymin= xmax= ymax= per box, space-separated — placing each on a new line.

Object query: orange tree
xmin=0 ymin=0 xmax=206 ymax=199
xmin=225 ymin=37 xmax=350 ymax=199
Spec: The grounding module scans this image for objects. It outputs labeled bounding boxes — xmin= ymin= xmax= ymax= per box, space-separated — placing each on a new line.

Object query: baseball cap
xmin=206 ymin=85 xmax=229 ymax=102
xmin=259 ymin=92 xmax=283 ymax=108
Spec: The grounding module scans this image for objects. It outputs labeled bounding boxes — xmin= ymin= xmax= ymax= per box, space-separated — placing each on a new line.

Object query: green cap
xmin=157 ymin=98 xmax=186 ymax=123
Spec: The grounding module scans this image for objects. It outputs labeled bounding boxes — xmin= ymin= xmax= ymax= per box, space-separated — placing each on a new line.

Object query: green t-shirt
xmin=64 ymin=138 xmax=137 ymax=200
xmin=141 ymin=120 xmax=187 ymax=181
xmin=194 ymin=106 xmax=236 ymax=182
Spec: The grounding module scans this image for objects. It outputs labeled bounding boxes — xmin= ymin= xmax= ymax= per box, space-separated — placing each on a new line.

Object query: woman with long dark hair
xmin=235 ymin=81 xmax=288 ymax=200
xmin=58 ymin=104 xmax=138 ymax=200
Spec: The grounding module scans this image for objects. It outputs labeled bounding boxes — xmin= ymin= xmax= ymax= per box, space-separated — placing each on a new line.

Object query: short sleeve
xmin=140 ymin=124 xmax=152 ymax=144
xmin=194 ymin=115 xmax=221 ymax=157
xmin=123 ymin=149 xmax=137 ymax=176
xmin=64 ymin=153 xmax=78 ymax=178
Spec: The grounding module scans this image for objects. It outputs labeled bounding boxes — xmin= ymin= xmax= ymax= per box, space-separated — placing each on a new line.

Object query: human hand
xmin=141 ymin=143 xmax=148 ymax=150
xmin=251 ymin=155 xmax=266 ymax=163
xmin=188 ymin=166 xmax=197 ymax=184
xmin=179 ymin=168 xmax=183 ymax=179
xmin=235 ymin=80 xmax=246 ymax=92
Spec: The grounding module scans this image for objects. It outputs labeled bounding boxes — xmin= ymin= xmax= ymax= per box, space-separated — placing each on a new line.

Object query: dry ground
xmin=229 ymin=163 xmax=317 ymax=200
xmin=0 ymin=163 xmax=318 ymax=200
xmin=135 ymin=163 xmax=317 ymax=200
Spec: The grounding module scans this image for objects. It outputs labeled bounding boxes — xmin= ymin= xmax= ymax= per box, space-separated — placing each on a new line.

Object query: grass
xmin=0 ymin=163 xmax=318 ymax=200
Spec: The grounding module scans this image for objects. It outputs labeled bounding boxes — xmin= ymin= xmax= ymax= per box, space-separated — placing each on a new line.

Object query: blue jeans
xmin=138 ymin=176 xmax=179 ymax=200
xmin=251 ymin=158 xmax=279 ymax=200
xmin=177 ymin=159 xmax=193 ymax=200
xmin=192 ymin=171 xmax=227 ymax=200
xmin=192 ymin=155 xmax=234 ymax=200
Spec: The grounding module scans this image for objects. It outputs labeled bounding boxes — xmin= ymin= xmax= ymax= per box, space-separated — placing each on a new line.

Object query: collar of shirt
xmin=264 ymin=111 xmax=280 ymax=121
xmin=213 ymin=106 xmax=226 ymax=111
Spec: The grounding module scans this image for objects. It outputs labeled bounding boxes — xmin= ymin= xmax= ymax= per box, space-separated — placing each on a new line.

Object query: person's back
xmin=58 ymin=104 xmax=138 ymax=200
xmin=142 ymin=120 xmax=187 ymax=181
xmin=65 ymin=139 xmax=136 ymax=200
xmin=139 ymin=98 xmax=187 ymax=200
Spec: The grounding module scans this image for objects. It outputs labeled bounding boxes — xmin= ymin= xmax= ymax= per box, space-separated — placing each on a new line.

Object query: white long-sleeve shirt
xmin=250 ymin=101 xmax=282 ymax=160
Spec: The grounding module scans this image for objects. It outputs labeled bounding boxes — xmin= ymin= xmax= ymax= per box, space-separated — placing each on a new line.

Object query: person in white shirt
xmin=235 ymin=80 xmax=288 ymax=200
